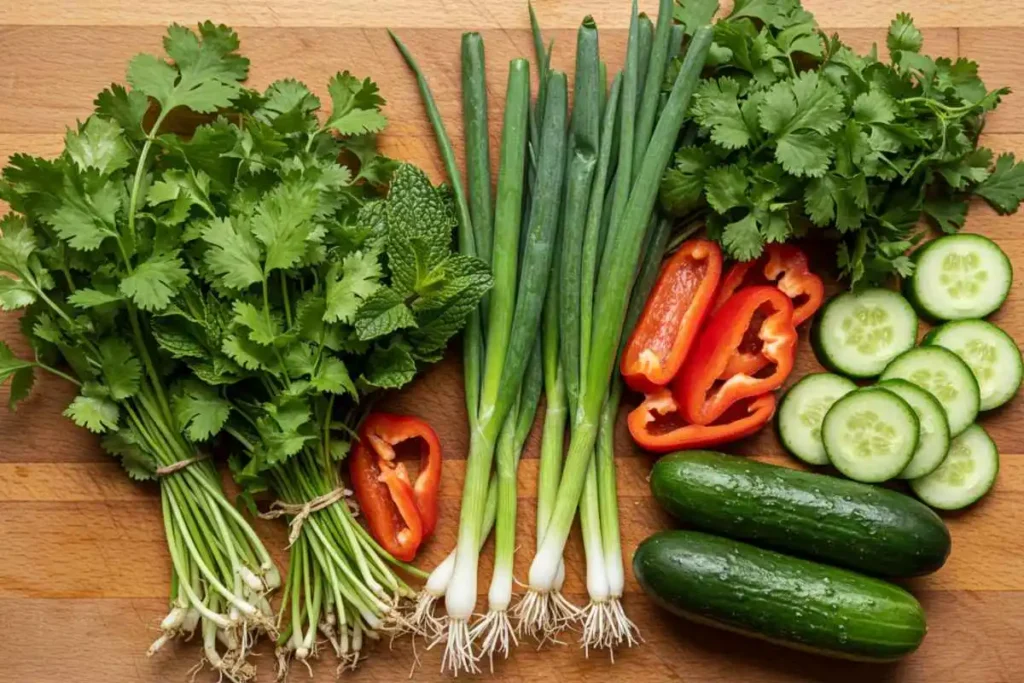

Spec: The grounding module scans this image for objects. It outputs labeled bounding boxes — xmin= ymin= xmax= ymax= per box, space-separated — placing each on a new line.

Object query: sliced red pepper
xmin=627 ymin=389 xmax=776 ymax=453
xmin=621 ymin=238 xmax=722 ymax=393
xmin=675 ymin=286 xmax=796 ymax=426
xmin=348 ymin=413 xmax=442 ymax=561
xmin=713 ymin=244 xmax=825 ymax=326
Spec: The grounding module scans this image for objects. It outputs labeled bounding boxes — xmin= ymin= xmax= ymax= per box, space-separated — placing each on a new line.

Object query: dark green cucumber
xmin=633 ymin=530 xmax=928 ymax=661
xmin=650 ymin=450 xmax=950 ymax=577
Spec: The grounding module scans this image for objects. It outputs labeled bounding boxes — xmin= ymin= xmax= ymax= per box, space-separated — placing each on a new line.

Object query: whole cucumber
xmin=650 ymin=450 xmax=950 ymax=577
xmin=633 ymin=530 xmax=927 ymax=661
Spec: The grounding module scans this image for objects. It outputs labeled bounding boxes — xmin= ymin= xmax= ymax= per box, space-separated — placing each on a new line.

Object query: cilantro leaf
xmin=674 ymin=0 xmax=720 ymax=34
xmin=94 ymin=84 xmax=150 ymax=140
xmin=172 ymin=379 xmax=231 ymax=441
xmin=324 ymin=250 xmax=382 ymax=324
xmin=45 ymin=180 xmax=122 ymax=251
xmin=852 ymin=89 xmax=896 ymax=125
xmin=250 ymin=180 xmax=324 ymax=273
xmin=704 ymin=165 xmax=748 ymax=213
xmin=721 ymin=213 xmax=764 ymax=261
xmin=887 ymin=13 xmax=923 ymax=55
xmin=924 ymin=197 xmax=969 ymax=233
xmin=324 ymin=72 xmax=388 ymax=136
xmin=693 ymin=78 xmax=755 ymax=149
xmin=201 ymin=217 xmax=264 ymax=290
xmin=64 ymin=383 xmax=120 ymax=433
xmin=976 ymin=153 xmax=1024 ymax=214
xmin=128 ymin=22 xmax=248 ymax=117
xmin=99 ymin=339 xmax=142 ymax=400
xmin=64 ymin=117 xmax=134 ymax=176
xmin=232 ymin=301 xmax=281 ymax=346
xmin=0 ymin=277 xmax=36 ymax=311
xmin=67 ymin=287 xmax=123 ymax=309
xmin=0 ymin=341 xmax=35 ymax=386
xmin=309 ymin=357 xmax=357 ymax=397
xmin=660 ymin=147 xmax=712 ymax=215
xmin=119 ymin=252 xmax=189 ymax=311
xmin=102 ymin=429 xmax=157 ymax=481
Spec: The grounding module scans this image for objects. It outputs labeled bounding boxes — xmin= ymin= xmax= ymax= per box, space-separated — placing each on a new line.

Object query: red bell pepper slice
xmin=348 ymin=413 xmax=443 ymax=561
xmin=627 ymin=389 xmax=776 ymax=453
xmin=713 ymin=244 xmax=825 ymax=326
xmin=621 ymin=238 xmax=722 ymax=393
xmin=675 ymin=286 xmax=796 ymax=426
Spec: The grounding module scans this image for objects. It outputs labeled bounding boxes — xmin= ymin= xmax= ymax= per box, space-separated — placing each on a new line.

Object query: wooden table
xmin=1 ymin=1 xmax=1023 ymax=681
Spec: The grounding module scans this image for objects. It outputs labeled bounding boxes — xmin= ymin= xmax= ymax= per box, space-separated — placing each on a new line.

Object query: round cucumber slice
xmin=907 ymin=234 xmax=1012 ymax=321
xmin=910 ymin=424 xmax=999 ymax=510
xmin=811 ymin=288 xmax=918 ymax=378
xmin=876 ymin=379 xmax=952 ymax=479
xmin=880 ymin=346 xmax=980 ymax=437
xmin=822 ymin=387 xmax=919 ymax=483
xmin=925 ymin=319 xmax=1023 ymax=411
xmin=777 ymin=373 xmax=858 ymax=465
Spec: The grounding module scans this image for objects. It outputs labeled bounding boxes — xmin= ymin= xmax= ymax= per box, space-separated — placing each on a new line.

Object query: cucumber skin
xmin=634 ymin=530 xmax=928 ymax=661
xmin=650 ymin=451 xmax=950 ymax=577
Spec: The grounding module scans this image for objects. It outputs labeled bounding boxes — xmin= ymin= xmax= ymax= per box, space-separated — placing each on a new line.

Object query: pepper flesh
xmin=628 ymin=389 xmax=776 ymax=453
xmin=348 ymin=413 xmax=443 ymax=561
xmin=675 ymin=286 xmax=796 ymax=425
xmin=713 ymin=245 xmax=824 ymax=378
xmin=620 ymin=238 xmax=722 ymax=393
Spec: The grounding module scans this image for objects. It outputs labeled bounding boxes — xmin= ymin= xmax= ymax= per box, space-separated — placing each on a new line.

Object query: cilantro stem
xmin=280 ymin=272 xmax=293 ymax=329
xmin=34 ymin=362 xmax=81 ymax=387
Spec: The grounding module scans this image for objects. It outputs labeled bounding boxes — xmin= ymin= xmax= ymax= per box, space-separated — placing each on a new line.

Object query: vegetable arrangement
xmin=661 ymin=0 xmax=1024 ymax=286
xmin=0 ymin=21 xmax=488 ymax=679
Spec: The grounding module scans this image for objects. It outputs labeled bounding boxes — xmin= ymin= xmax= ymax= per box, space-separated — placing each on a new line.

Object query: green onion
xmin=462 ymin=33 xmax=494 ymax=271
xmin=634 ymin=0 xmax=676 ymax=169
xmin=527 ymin=21 xmax=714 ymax=603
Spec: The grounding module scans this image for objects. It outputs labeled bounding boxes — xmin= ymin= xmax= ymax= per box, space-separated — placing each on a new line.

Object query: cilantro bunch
xmin=0 ymin=21 xmax=489 ymax=676
xmin=661 ymin=0 xmax=1024 ymax=285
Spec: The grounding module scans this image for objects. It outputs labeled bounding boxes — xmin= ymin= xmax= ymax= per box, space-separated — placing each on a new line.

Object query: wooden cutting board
xmin=1 ymin=2 xmax=1023 ymax=681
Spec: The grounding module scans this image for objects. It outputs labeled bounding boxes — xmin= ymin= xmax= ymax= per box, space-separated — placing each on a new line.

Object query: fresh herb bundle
xmin=0 ymin=21 xmax=490 ymax=677
xmin=661 ymin=0 xmax=1024 ymax=285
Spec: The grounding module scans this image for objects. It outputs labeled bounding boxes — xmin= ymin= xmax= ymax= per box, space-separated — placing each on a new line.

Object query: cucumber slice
xmin=910 ymin=424 xmax=999 ymax=510
xmin=876 ymin=379 xmax=951 ymax=479
xmin=811 ymin=288 xmax=918 ymax=378
xmin=880 ymin=346 xmax=980 ymax=437
xmin=907 ymin=234 xmax=1012 ymax=321
xmin=777 ymin=373 xmax=858 ymax=465
xmin=924 ymin=319 xmax=1023 ymax=411
xmin=822 ymin=388 xmax=919 ymax=483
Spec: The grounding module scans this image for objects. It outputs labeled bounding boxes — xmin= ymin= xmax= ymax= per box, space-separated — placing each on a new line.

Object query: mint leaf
xmin=976 ymin=153 xmax=1024 ymax=214
xmin=386 ymin=164 xmax=455 ymax=293
xmin=353 ymin=288 xmax=416 ymax=341
xmin=119 ymin=252 xmax=189 ymax=311
xmin=172 ymin=379 xmax=231 ymax=441
xmin=361 ymin=341 xmax=417 ymax=390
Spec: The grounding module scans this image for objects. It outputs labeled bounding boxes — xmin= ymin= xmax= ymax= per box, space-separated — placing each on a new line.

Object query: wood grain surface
xmin=1 ymin=2 xmax=1023 ymax=682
